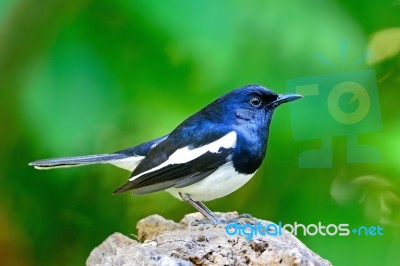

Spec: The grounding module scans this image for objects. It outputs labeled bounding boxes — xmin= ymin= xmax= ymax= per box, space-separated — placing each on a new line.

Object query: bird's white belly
xmin=166 ymin=163 xmax=255 ymax=202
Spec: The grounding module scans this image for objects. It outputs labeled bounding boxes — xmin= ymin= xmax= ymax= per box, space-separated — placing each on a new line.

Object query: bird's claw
xmin=219 ymin=213 xmax=255 ymax=224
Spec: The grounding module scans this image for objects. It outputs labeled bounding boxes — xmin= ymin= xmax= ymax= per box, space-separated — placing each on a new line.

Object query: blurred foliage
xmin=0 ymin=0 xmax=399 ymax=265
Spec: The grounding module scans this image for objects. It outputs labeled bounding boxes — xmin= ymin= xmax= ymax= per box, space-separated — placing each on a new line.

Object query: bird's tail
xmin=29 ymin=153 xmax=128 ymax=170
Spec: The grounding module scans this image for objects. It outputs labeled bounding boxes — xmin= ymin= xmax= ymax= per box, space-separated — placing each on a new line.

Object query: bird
xmin=29 ymin=84 xmax=302 ymax=224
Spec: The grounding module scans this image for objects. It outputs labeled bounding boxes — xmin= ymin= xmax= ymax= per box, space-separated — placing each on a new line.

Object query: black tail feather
xmin=29 ymin=153 xmax=127 ymax=170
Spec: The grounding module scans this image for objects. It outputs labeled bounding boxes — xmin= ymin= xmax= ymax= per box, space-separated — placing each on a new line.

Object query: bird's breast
xmin=231 ymin=129 xmax=268 ymax=174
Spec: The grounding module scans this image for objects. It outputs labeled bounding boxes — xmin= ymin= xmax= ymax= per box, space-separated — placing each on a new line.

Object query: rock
xmin=86 ymin=212 xmax=332 ymax=266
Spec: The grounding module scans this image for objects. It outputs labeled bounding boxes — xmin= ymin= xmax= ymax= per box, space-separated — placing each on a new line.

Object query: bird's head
xmin=215 ymin=84 xmax=303 ymax=123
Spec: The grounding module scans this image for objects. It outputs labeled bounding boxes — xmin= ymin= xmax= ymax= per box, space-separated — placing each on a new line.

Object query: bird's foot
xmin=219 ymin=213 xmax=255 ymax=224
xmin=187 ymin=218 xmax=226 ymax=232
xmin=184 ymin=212 xmax=257 ymax=233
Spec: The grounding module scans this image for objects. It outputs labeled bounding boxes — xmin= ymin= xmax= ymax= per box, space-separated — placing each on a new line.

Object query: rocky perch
xmin=87 ymin=212 xmax=332 ymax=266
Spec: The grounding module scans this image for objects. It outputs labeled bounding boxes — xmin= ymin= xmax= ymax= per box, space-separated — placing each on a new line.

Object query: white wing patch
xmin=129 ymin=131 xmax=237 ymax=181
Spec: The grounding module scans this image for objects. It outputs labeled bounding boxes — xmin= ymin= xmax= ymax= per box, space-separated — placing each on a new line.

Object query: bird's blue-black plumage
xmin=113 ymin=85 xmax=284 ymax=194
xmin=115 ymin=135 xmax=168 ymax=157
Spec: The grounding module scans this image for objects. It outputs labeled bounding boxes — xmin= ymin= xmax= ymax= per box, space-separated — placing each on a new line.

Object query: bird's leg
xmin=180 ymin=193 xmax=221 ymax=224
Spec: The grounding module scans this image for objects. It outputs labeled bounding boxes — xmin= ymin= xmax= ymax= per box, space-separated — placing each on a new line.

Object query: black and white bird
xmin=29 ymin=85 xmax=302 ymax=223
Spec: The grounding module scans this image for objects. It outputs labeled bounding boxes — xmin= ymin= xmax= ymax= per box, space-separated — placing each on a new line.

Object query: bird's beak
xmin=270 ymin=93 xmax=303 ymax=108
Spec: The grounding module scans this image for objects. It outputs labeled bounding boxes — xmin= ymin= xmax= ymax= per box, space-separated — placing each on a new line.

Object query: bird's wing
xmin=113 ymin=130 xmax=237 ymax=194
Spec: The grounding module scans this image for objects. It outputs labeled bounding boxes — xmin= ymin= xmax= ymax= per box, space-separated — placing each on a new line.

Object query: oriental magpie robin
xmin=29 ymin=85 xmax=302 ymax=223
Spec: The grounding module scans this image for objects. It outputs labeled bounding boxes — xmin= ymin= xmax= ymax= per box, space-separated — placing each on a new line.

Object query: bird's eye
xmin=250 ymin=97 xmax=262 ymax=107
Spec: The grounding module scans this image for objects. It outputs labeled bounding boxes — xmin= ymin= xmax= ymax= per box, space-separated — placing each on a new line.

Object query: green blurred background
xmin=1 ymin=0 xmax=399 ymax=265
